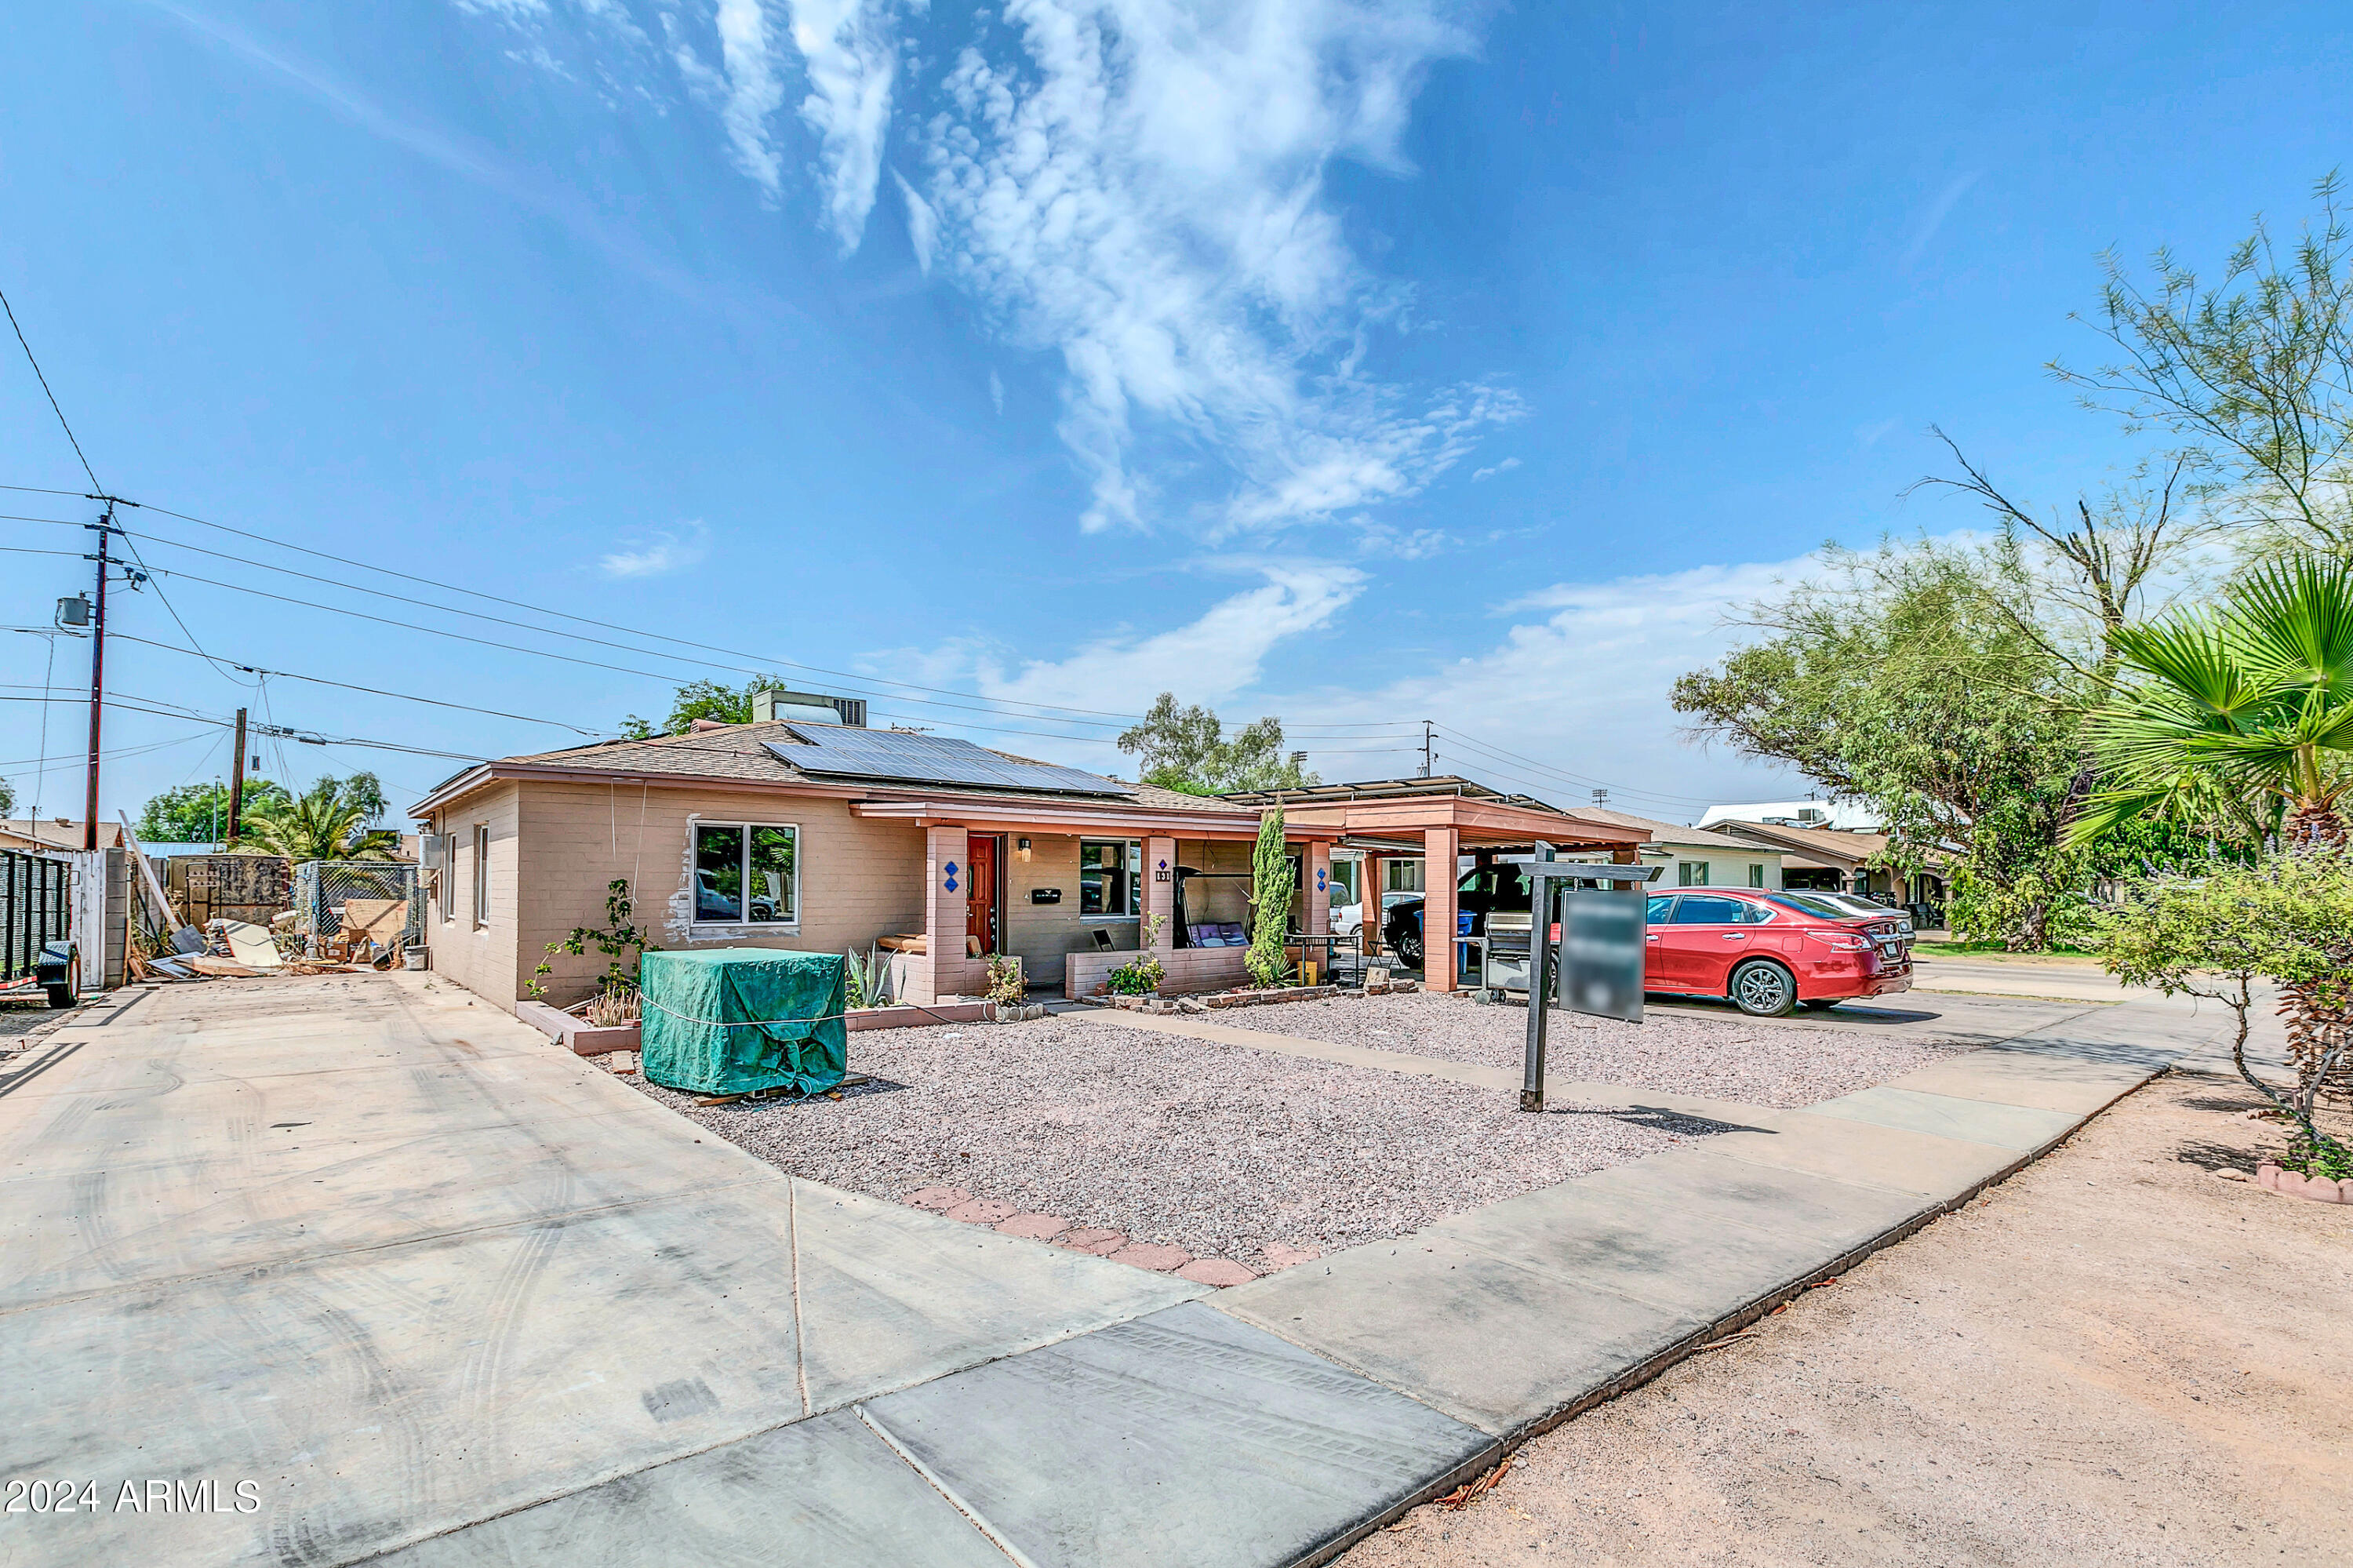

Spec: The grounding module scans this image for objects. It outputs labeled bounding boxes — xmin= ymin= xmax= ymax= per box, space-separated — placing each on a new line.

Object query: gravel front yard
xmin=1222 ymin=991 xmax=1981 ymax=1110
xmin=636 ymin=1013 xmax=1711 ymax=1271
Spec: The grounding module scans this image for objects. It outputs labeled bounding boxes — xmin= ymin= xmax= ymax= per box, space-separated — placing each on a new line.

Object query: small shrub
xmin=1107 ymin=955 xmax=1166 ymax=995
xmin=845 ymin=944 xmax=892 ymax=1009
xmin=984 ymin=951 xmax=1027 ymax=1006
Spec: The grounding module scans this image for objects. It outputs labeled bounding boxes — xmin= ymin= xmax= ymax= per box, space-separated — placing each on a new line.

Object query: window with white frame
xmin=1385 ymin=858 xmax=1424 ymax=893
xmin=1747 ymin=863 xmax=1766 ymax=888
xmin=1677 ymin=860 xmax=1709 ymax=887
xmin=693 ymin=822 xmax=798 ymax=926
xmin=472 ymin=823 xmax=491 ymax=926
xmin=1079 ymin=839 xmax=1143 ymax=917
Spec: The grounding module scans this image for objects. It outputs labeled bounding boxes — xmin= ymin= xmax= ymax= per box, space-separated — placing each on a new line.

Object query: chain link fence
xmin=293 ymin=861 xmax=424 ymax=952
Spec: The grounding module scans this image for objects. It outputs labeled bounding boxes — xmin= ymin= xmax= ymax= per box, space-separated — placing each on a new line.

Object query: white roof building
xmin=1695 ymin=799 xmax=1883 ymax=834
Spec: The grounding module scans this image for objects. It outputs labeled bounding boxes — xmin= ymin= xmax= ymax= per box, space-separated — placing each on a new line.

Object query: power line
xmin=0 ymin=288 xmax=100 ymax=491
xmin=111 ymin=633 xmax=609 ymax=737
xmin=0 ymin=486 xmax=1401 ymax=734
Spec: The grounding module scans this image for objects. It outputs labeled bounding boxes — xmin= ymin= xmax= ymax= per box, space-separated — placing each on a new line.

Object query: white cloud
xmin=1471 ymin=455 xmax=1521 ymax=482
xmin=894 ymin=168 xmax=936 ymax=272
xmin=787 ymin=0 xmax=903 ymax=249
xmin=987 ymin=367 xmax=1006 ymax=414
xmin=910 ymin=0 xmax=1503 ymax=535
xmin=894 ymin=562 xmax=1363 ymax=757
xmin=1262 ymin=553 xmax=1831 ymax=811
xmin=598 ymin=522 xmax=711 ymax=577
xmin=711 ymin=0 xmax=791 ymax=194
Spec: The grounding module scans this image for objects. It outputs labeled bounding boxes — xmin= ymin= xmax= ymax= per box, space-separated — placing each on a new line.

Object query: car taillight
xmin=1813 ymin=930 xmax=1872 ymax=951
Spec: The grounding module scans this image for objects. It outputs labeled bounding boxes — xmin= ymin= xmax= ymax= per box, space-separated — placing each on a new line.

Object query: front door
xmin=966 ymin=833 xmax=1002 ymax=957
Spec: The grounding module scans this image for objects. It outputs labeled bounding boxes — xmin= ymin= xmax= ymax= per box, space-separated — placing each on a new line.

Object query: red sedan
xmin=1643 ymin=889 xmax=1912 ymax=1017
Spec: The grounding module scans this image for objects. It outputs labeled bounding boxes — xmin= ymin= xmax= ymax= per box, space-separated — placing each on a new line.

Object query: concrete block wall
xmin=1064 ymin=944 xmax=1249 ymax=1000
xmin=540 ymin=784 xmax=926 ymax=1006
xmin=425 ymin=781 xmax=522 ymax=1006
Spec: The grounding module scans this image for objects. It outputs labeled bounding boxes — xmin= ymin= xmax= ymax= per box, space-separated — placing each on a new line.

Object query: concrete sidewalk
xmin=0 ymin=973 xmax=2221 ymax=1567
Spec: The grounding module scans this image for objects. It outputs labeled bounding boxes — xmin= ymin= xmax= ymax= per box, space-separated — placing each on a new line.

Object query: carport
xmin=1224 ymin=777 xmax=1650 ymax=991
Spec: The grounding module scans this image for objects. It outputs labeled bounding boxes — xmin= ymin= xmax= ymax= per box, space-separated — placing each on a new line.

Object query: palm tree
xmin=2072 ymin=555 xmax=2353 ymax=850
xmin=238 ymin=777 xmax=400 ymax=863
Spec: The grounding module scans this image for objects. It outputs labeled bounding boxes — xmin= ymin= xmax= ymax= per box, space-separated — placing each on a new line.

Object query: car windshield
xmin=1767 ymin=892 xmax=1863 ymax=920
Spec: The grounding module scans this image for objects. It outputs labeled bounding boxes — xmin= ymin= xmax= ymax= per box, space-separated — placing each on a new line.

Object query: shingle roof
xmin=457 ymin=722 xmax=1260 ymax=816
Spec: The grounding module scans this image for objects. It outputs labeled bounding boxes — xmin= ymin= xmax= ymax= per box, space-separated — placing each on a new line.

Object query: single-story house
xmin=1558 ymin=806 xmax=1786 ymax=890
xmin=0 ymin=819 xmax=125 ymax=853
xmin=408 ymin=700 xmax=1354 ymax=1010
xmin=1704 ymin=819 xmax=1947 ymax=909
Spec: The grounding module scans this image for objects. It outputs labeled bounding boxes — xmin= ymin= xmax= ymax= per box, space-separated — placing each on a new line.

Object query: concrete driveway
xmin=0 ymin=971 xmax=2220 ymax=1567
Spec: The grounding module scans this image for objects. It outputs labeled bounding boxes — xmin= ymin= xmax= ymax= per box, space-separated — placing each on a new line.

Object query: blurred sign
xmin=1561 ymin=888 xmax=1643 ymax=1024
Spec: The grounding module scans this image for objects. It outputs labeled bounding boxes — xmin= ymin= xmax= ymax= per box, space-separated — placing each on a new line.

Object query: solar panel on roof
xmin=762 ymin=726 xmax=1132 ymax=797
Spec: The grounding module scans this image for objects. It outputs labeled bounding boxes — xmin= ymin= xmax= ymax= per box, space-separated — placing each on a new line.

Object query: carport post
xmin=1521 ymin=844 xmax=1556 ymax=1113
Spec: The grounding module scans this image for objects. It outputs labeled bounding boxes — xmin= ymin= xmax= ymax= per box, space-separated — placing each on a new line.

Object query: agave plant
xmin=2073 ymin=555 xmax=2353 ymax=850
xmin=843 ymin=944 xmax=892 ymax=1010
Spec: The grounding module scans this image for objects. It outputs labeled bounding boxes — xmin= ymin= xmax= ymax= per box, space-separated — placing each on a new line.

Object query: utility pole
xmin=226 ymin=708 xmax=250 ymax=846
xmin=1418 ymin=720 xmax=1435 ymax=779
xmin=82 ymin=504 xmax=115 ymax=851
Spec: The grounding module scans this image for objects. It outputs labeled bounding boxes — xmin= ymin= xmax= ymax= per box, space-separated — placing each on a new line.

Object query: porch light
xmin=1016 ymin=837 xmax=1032 ymax=860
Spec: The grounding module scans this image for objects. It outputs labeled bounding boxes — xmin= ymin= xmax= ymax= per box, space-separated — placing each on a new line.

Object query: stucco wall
xmin=1650 ymin=846 xmax=1781 ymax=892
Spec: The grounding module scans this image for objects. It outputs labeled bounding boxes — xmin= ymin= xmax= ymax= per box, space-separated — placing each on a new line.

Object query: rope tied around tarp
xmin=634 ymin=992 xmax=1006 ymax=1030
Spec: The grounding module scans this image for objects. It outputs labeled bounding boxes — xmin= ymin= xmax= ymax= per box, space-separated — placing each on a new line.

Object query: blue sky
xmin=2 ymin=0 xmax=2345 ymax=827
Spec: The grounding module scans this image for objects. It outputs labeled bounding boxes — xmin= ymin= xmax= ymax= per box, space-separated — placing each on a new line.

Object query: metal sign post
xmin=1520 ymin=855 xmax=1658 ymax=1113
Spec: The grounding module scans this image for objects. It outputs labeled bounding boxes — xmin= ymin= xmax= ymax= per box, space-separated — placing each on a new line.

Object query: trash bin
xmin=638 ymin=948 xmax=847 ymax=1097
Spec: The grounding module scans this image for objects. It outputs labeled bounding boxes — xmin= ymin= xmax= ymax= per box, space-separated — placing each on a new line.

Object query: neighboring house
xmin=408 ymin=697 xmax=1344 ymax=1009
xmin=1696 ymin=799 xmax=1883 ymax=834
xmin=1706 ymin=819 xmax=1947 ymax=909
xmin=1559 ymin=806 xmax=1785 ymax=890
xmin=0 ymin=819 xmax=125 ymax=853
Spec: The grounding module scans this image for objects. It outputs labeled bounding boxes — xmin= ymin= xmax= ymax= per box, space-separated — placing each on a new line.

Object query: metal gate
xmin=293 ymin=860 xmax=424 ymax=948
xmin=2 ymin=849 xmax=71 ymax=986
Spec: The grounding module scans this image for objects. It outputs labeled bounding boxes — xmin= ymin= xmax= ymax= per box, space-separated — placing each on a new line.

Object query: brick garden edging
xmin=2255 ymin=1161 xmax=2350 ymax=1203
xmin=900 ymin=1184 xmax=1322 ymax=1285
xmin=1096 ymin=979 xmax=1421 ymax=1016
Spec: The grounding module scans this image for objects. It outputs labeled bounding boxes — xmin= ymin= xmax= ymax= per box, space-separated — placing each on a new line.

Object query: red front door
xmin=966 ymin=834 xmax=1001 ymax=957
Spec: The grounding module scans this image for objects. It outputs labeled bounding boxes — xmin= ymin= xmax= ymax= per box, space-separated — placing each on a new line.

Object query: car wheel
xmin=1730 ymin=959 xmax=1797 ymax=1017
xmin=1394 ymin=931 xmax=1424 ymax=969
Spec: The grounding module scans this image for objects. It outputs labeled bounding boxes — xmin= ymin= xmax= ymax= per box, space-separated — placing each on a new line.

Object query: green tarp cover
xmin=638 ymin=948 xmax=847 ymax=1097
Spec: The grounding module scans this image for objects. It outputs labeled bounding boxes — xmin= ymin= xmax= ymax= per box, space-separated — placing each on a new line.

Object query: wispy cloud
xmin=787 ymin=0 xmax=903 ymax=248
xmin=598 ymin=522 xmax=711 ymax=577
xmin=907 ymin=1 xmax=1505 ymax=536
xmin=1903 ymin=171 xmax=1982 ymax=268
xmin=904 ymin=562 xmax=1364 ymax=737
xmin=1471 ymin=456 xmax=1521 ymax=482
xmin=1269 ymin=553 xmax=1833 ymax=809
xmin=433 ymin=0 xmax=1518 ymax=538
